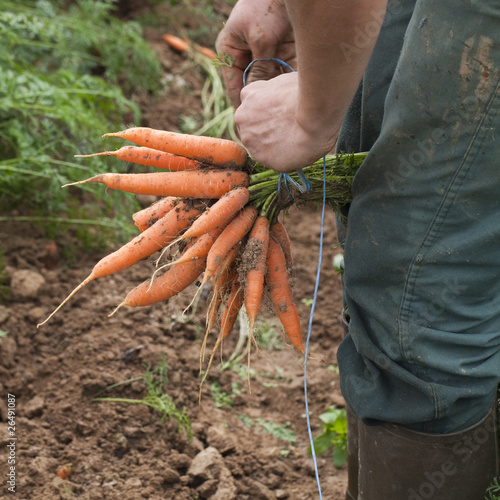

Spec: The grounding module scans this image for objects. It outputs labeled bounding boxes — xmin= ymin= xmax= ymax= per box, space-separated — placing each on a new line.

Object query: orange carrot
xmin=56 ymin=463 xmax=72 ymax=480
xmin=243 ymin=215 xmax=270 ymax=339
xmin=219 ymin=274 xmax=244 ymax=340
xmin=200 ymin=261 xmax=238 ymax=370
xmin=110 ymin=244 xmax=207 ymax=313
xmin=193 ymin=205 xmax=256 ymax=316
xmin=171 ymin=226 xmax=225 ymax=267
xmin=197 ymin=45 xmax=217 ymax=60
xmin=133 ymin=196 xmax=178 ymax=232
xmin=162 ymin=33 xmax=190 ymax=53
xmin=205 ymin=241 xmax=243 ymax=333
xmin=199 ymin=272 xmax=243 ymax=400
xmin=37 ymin=200 xmax=204 ymax=327
xmin=63 ymin=170 xmax=249 ymax=199
xmin=180 ymin=187 xmax=250 ymax=241
xmin=205 ymin=205 xmax=258 ymax=280
xmin=76 ymin=146 xmax=204 ymax=171
xmin=163 ymin=33 xmax=217 ymax=60
xmin=266 ymin=236 xmax=304 ymax=353
xmin=270 ymin=221 xmax=293 ymax=271
xmin=102 ymin=127 xmax=248 ymax=169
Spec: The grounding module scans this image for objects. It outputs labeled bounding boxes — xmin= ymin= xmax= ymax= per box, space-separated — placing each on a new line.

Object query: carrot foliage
xmin=0 ymin=0 xmax=162 ymax=249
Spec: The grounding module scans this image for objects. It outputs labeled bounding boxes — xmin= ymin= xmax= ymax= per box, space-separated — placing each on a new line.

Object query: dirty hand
xmin=215 ymin=0 xmax=296 ymax=108
xmin=234 ymin=72 xmax=336 ymax=173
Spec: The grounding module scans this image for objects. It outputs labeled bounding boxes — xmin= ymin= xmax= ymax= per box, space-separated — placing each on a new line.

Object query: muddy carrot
xmin=62 ymin=170 xmax=250 ymax=199
xmin=199 ymin=272 xmax=243 ymax=400
xmin=102 ymin=127 xmax=248 ymax=169
xmin=193 ymin=205 xmax=257 ymax=314
xmin=37 ymin=200 xmax=204 ymax=327
xmin=270 ymin=221 xmax=293 ymax=271
xmin=76 ymin=146 xmax=204 ymax=171
xmin=266 ymin=235 xmax=304 ymax=353
xmin=132 ymin=196 xmax=178 ymax=232
xmin=205 ymin=205 xmax=258 ymax=279
xmin=243 ymin=215 xmax=270 ymax=337
xmin=109 ymin=244 xmax=207 ymax=313
xmin=200 ymin=261 xmax=238 ymax=369
xmin=180 ymin=187 xmax=250 ymax=240
xmin=205 ymin=241 xmax=243 ymax=334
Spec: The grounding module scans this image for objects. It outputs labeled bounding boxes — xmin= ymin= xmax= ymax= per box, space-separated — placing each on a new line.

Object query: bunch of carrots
xmin=38 ymin=127 xmax=366 ymax=377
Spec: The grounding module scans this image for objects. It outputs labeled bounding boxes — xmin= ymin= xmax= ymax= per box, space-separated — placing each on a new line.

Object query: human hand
xmin=234 ymin=72 xmax=338 ymax=173
xmin=215 ymin=0 xmax=296 ymax=108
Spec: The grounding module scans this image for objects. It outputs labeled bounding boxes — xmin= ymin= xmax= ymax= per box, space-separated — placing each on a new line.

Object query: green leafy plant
xmin=310 ymin=406 xmax=348 ymax=468
xmin=210 ymin=380 xmax=242 ymax=409
xmin=255 ymin=418 xmax=296 ymax=445
xmin=237 ymin=414 xmax=296 ymax=445
xmin=0 ymin=0 xmax=163 ymax=245
xmin=254 ymin=319 xmax=284 ymax=351
xmin=485 ymin=477 xmax=500 ymax=500
xmin=93 ymin=357 xmax=192 ymax=440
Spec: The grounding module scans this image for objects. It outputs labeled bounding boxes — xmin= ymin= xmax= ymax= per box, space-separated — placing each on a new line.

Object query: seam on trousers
xmin=397 ymin=77 xmax=500 ymax=419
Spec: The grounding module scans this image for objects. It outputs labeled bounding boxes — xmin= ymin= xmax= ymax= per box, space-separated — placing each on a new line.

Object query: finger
xmin=222 ymin=65 xmax=245 ymax=108
xmin=216 ymin=32 xmax=251 ymax=107
xmin=244 ymin=60 xmax=283 ymax=85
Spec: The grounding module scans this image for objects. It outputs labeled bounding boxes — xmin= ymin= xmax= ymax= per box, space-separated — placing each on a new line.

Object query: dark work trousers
xmin=336 ymin=0 xmax=500 ymax=434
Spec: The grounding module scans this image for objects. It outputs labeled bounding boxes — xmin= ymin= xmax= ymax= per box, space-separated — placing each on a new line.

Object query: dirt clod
xmin=10 ymin=269 xmax=45 ymax=299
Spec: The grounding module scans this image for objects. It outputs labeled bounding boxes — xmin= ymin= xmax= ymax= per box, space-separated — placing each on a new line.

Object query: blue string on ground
xmin=243 ymin=58 xmax=324 ymax=498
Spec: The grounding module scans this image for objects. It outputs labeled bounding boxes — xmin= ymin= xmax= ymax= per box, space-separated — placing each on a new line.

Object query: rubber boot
xmin=351 ymin=403 xmax=499 ymax=500
xmin=342 ymin=309 xmax=361 ymax=500
xmin=345 ymin=407 xmax=359 ymax=500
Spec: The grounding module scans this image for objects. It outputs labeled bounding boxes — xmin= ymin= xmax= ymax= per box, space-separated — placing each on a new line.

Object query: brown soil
xmin=0 ymin=5 xmax=349 ymax=500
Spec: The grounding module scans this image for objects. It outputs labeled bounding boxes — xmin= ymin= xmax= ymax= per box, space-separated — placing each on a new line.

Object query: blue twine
xmin=242 ymin=57 xmax=295 ymax=86
xmin=243 ymin=58 xmax=324 ymax=499
xmin=303 ymin=155 xmax=326 ymax=500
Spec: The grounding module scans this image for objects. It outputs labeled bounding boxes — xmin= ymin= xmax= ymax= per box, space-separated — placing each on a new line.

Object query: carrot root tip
xmin=74 ymin=152 xmax=112 ymax=158
xmin=108 ymin=302 xmax=125 ymax=317
xmin=61 ymin=179 xmax=89 ymax=188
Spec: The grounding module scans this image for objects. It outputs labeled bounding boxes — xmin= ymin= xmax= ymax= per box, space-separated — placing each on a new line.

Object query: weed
xmin=0 ymin=0 xmax=161 ymax=245
xmin=485 ymin=477 xmax=500 ymax=500
xmin=0 ymin=330 xmax=7 ymax=342
xmin=310 ymin=406 xmax=348 ymax=468
xmin=255 ymin=418 xmax=297 ymax=445
xmin=327 ymin=364 xmax=340 ymax=374
xmin=210 ymin=380 xmax=241 ymax=409
xmin=220 ymin=361 xmax=258 ymax=382
xmin=254 ymin=319 xmax=284 ymax=351
xmin=301 ymin=298 xmax=314 ymax=307
xmin=93 ymin=357 xmax=192 ymax=440
xmin=237 ymin=414 xmax=296 ymax=445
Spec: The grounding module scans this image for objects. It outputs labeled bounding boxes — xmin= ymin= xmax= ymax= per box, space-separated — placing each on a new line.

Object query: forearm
xmin=286 ymin=0 xmax=388 ymax=139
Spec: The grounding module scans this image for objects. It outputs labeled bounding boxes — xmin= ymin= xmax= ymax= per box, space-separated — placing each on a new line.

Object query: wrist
xmin=295 ymin=94 xmax=342 ymax=156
